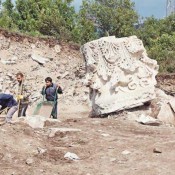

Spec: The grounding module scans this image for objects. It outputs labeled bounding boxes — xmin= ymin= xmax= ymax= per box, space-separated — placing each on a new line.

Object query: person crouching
xmin=0 ymin=93 xmax=18 ymax=124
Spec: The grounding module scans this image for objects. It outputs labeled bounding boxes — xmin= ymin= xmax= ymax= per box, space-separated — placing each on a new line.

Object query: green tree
xmin=160 ymin=14 xmax=175 ymax=35
xmin=2 ymin=0 xmax=14 ymax=16
xmin=37 ymin=0 xmax=75 ymax=40
xmin=15 ymin=0 xmax=42 ymax=32
xmin=137 ymin=17 xmax=162 ymax=47
xmin=82 ymin=0 xmax=138 ymax=37
xmin=71 ymin=0 xmax=97 ymax=44
xmin=0 ymin=0 xmax=17 ymax=29
xmin=147 ymin=33 xmax=175 ymax=73
xmin=14 ymin=0 xmax=76 ymax=39
xmin=137 ymin=15 xmax=175 ymax=73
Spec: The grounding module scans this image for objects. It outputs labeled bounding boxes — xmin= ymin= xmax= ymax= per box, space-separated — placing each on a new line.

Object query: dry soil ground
xmin=1 ymin=103 xmax=175 ymax=175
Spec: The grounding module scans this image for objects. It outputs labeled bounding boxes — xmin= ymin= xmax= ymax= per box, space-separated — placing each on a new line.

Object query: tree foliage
xmin=71 ymin=0 xmax=98 ymax=44
xmin=72 ymin=0 xmax=138 ymax=43
xmin=0 ymin=0 xmax=76 ymax=39
xmin=137 ymin=15 xmax=175 ymax=72
xmin=81 ymin=0 xmax=138 ymax=37
xmin=0 ymin=0 xmax=17 ymax=29
xmin=0 ymin=0 xmax=138 ymax=42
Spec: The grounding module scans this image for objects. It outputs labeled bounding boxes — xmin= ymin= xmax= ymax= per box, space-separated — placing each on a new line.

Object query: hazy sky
xmin=72 ymin=0 xmax=166 ymax=19
xmin=133 ymin=0 xmax=166 ymax=18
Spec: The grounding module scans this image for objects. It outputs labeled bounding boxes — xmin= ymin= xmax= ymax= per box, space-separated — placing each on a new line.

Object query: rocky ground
xmin=156 ymin=73 xmax=175 ymax=96
xmin=1 ymin=30 xmax=175 ymax=175
xmin=1 ymin=111 xmax=175 ymax=175
xmin=0 ymin=29 xmax=88 ymax=108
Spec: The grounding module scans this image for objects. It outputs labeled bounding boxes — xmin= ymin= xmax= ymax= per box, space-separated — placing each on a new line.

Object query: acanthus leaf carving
xmin=81 ymin=36 xmax=158 ymax=116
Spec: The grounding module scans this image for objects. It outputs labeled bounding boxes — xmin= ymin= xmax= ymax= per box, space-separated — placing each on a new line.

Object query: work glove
xmin=17 ymin=95 xmax=23 ymax=100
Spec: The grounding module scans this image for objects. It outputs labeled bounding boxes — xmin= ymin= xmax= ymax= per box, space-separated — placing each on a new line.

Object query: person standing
xmin=0 ymin=93 xmax=18 ymax=124
xmin=41 ymin=77 xmax=63 ymax=119
xmin=15 ymin=72 xmax=31 ymax=117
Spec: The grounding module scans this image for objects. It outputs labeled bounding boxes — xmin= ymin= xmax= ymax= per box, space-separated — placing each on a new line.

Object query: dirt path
xmin=1 ymin=105 xmax=175 ymax=175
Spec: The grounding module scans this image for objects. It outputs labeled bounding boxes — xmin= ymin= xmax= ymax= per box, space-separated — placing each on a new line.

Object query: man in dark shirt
xmin=0 ymin=93 xmax=18 ymax=124
xmin=41 ymin=77 xmax=63 ymax=119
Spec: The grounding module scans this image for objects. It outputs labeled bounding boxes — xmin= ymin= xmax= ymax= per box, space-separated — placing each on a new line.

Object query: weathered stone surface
xmin=157 ymin=103 xmax=175 ymax=125
xmin=37 ymin=147 xmax=47 ymax=154
xmin=136 ymin=114 xmax=162 ymax=126
xmin=169 ymin=98 xmax=175 ymax=113
xmin=17 ymin=115 xmax=60 ymax=129
xmin=81 ymin=36 xmax=159 ymax=115
xmin=1 ymin=59 xmax=16 ymax=65
xmin=26 ymin=157 xmax=34 ymax=165
xmin=121 ymin=150 xmax=131 ymax=155
xmin=64 ymin=152 xmax=80 ymax=161
xmin=54 ymin=44 xmax=61 ymax=53
xmin=30 ymin=53 xmax=49 ymax=65
xmin=153 ymin=148 xmax=162 ymax=154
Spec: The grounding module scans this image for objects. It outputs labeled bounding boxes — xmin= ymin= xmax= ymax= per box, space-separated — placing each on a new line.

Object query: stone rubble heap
xmin=0 ymin=33 xmax=88 ymax=107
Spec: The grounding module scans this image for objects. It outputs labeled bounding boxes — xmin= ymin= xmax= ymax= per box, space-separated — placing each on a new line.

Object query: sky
xmin=72 ymin=0 xmax=167 ymax=19
xmin=133 ymin=0 xmax=166 ymax=19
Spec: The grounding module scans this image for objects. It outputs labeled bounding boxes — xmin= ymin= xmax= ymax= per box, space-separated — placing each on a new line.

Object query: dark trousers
xmin=51 ymin=101 xmax=57 ymax=119
xmin=18 ymin=103 xmax=28 ymax=117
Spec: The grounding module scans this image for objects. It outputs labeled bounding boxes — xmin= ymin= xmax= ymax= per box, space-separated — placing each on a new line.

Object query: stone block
xmin=81 ymin=36 xmax=158 ymax=115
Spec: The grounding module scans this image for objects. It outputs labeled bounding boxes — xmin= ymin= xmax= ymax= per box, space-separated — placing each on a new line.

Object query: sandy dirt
xmin=156 ymin=74 xmax=175 ymax=95
xmin=1 ymin=103 xmax=175 ymax=175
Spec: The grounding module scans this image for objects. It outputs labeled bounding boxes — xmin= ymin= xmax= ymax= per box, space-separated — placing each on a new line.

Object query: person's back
xmin=0 ymin=93 xmax=18 ymax=124
xmin=0 ymin=93 xmax=17 ymax=109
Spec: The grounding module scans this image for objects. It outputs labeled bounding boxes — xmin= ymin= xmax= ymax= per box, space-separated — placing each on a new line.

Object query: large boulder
xmin=81 ymin=36 xmax=159 ymax=116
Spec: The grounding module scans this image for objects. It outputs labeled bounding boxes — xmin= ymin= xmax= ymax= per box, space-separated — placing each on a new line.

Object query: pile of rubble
xmin=0 ymin=30 xmax=89 ymax=108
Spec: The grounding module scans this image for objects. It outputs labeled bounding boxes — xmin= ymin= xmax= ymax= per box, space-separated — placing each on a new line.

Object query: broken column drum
xmin=81 ymin=36 xmax=159 ymax=116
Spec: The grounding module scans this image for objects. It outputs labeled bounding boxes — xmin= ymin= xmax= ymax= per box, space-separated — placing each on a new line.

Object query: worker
xmin=0 ymin=93 xmax=18 ymax=124
xmin=41 ymin=77 xmax=63 ymax=119
xmin=14 ymin=72 xmax=31 ymax=117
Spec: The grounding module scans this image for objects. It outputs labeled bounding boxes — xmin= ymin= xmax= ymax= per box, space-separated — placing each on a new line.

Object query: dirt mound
xmin=0 ymin=28 xmax=81 ymax=49
xmin=156 ymin=73 xmax=175 ymax=95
